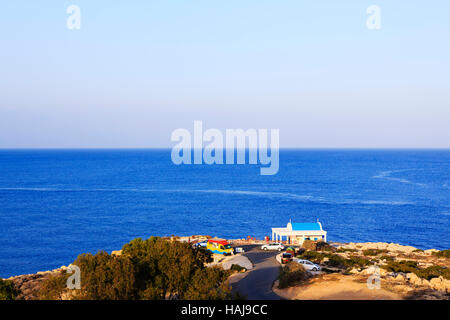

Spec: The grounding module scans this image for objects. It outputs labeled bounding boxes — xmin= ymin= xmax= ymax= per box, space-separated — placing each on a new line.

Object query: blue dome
xmin=291 ymin=222 xmax=322 ymax=231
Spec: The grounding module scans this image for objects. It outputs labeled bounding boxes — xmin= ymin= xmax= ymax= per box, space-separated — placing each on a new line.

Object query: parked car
xmin=261 ymin=243 xmax=285 ymax=251
xmin=234 ymin=247 xmax=245 ymax=253
xmin=281 ymin=253 xmax=293 ymax=264
xmin=206 ymin=239 xmax=234 ymax=255
xmin=192 ymin=241 xmax=207 ymax=248
xmin=294 ymin=259 xmax=321 ymax=271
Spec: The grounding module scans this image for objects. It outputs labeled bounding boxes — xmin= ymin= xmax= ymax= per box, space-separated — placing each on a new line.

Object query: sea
xmin=0 ymin=149 xmax=449 ymax=278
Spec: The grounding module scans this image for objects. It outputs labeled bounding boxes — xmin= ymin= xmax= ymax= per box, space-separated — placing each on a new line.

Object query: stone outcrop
xmin=342 ymin=242 xmax=417 ymax=254
xmin=216 ymin=254 xmax=253 ymax=271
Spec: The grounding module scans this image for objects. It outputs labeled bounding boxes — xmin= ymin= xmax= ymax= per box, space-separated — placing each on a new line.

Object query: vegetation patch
xmin=39 ymin=237 xmax=233 ymax=300
xmin=230 ymin=264 xmax=246 ymax=273
xmin=415 ymin=266 xmax=450 ymax=281
xmin=335 ymin=248 xmax=357 ymax=253
xmin=297 ymin=250 xmax=327 ymax=263
xmin=316 ymin=242 xmax=336 ymax=252
xmin=331 ymin=255 xmax=372 ymax=269
xmin=296 ymin=250 xmax=373 ymax=270
xmin=362 ymin=249 xmax=388 ymax=256
xmin=379 ymin=255 xmax=395 ymax=262
xmin=0 ymin=279 xmax=19 ymax=300
xmin=278 ymin=262 xmax=310 ymax=289
xmin=382 ymin=260 xmax=419 ymax=274
xmin=381 ymin=260 xmax=450 ymax=280
xmin=432 ymin=249 xmax=450 ymax=259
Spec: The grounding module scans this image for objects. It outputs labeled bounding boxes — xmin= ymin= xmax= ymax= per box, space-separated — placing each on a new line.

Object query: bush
xmin=230 ymin=264 xmax=246 ymax=273
xmin=316 ymin=242 xmax=336 ymax=252
xmin=297 ymin=251 xmax=326 ymax=263
xmin=381 ymin=260 xmax=449 ymax=280
xmin=379 ymin=255 xmax=394 ymax=262
xmin=336 ymin=248 xmax=357 ymax=253
xmin=325 ymin=254 xmax=347 ymax=268
xmin=415 ymin=266 xmax=450 ymax=280
xmin=40 ymin=252 xmax=136 ymax=300
xmin=324 ymin=254 xmax=372 ymax=269
xmin=432 ymin=249 xmax=450 ymax=258
xmin=183 ymin=267 xmax=231 ymax=299
xmin=38 ymin=271 xmax=70 ymax=300
xmin=74 ymin=251 xmax=136 ymax=300
xmin=345 ymin=256 xmax=373 ymax=268
xmin=382 ymin=260 xmax=418 ymax=274
xmin=363 ymin=249 xmax=388 ymax=256
xmin=0 ymin=279 xmax=18 ymax=300
xmin=278 ymin=262 xmax=309 ymax=289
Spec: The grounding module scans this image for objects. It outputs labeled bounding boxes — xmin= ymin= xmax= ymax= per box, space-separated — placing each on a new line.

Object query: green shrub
xmin=412 ymin=249 xmax=424 ymax=253
xmin=379 ymin=255 xmax=394 ymax=262
xmin=0 ymin=279 xmax=19 ymax=300
xmin=432 ymin=249 xmax=450 ymax=258
xmin=382 ymin=260 xmax=449 ymax=280
xmin=382 ymin=260 xmax=418 ymax=273
xmin=278 ymin=262 xmax=309 ymax=289
xmin=415 ymin=266 xmax=450 ymax=280
xmin=316 ymin=242 xmax=336 ymax=252
xmin=183 ymin=267 xmax=231 ymax=300
xmin=38 ymin=271 xmax=70 ymax=300
xmin=343 ymin=256 xmax=372 ymax=268
xmin=362 ymin=249 xmax=388 ymax=256
xmin=325 ymin=254 xmax=347 ymax=268
xmin=230 ymin=264 xmax=246 ymax=272
xmin=297 ymin=250 xmax=326 ymax=263
xmin=323 ymin=254 xmax=372 ymax=269
xmin=335 ymin=248 xmax=357 ymax=253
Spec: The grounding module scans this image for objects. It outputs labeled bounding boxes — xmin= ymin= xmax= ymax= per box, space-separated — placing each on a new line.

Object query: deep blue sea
xmin=0 ymin=149 xmax=449 ymax=278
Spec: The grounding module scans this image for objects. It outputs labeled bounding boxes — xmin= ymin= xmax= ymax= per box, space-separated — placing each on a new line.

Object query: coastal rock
xmin=343 ymin=242 xmax=417 ymax=254
xmin=349 ymin=268 xmax=360 ymax=274
xmin=360 ymin=266 xmax=388 ymax=276
xmin=221 ymin=255 xmax=253 ymax=271
xmin=111 ymin=250 xmax=122 ymax=256
xmin=429 ymin=276 xmax=450 ymax=292
xmin=406 ymin=273 xmax=423 ymax=286
xmin=395 ymin=274 xmax=405 ymax=282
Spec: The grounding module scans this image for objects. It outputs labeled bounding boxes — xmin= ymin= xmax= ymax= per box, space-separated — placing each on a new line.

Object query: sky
xmin=0 ymin=0 xmax=449 ymax=148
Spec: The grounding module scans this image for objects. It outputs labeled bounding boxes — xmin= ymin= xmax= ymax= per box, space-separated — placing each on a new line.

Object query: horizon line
xmin=0 ymin=147 xmax=449 ymax=151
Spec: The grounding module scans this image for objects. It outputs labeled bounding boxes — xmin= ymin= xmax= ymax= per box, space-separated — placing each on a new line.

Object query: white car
xmin=193 ymin=241 xmax=207 ymax=248
xmin=261 ymin=243 xmax=285 ymax=251
xmin=294 ymin=259 xmax=321 ymax=271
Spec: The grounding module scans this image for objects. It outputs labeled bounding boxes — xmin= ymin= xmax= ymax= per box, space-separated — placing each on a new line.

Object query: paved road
xmin=231 ymin=245 xmax=281 ymax=300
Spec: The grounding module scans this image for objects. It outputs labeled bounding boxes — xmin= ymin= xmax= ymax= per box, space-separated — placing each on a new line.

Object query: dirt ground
xmin=274 ymin=273 xmax=404 ymax=300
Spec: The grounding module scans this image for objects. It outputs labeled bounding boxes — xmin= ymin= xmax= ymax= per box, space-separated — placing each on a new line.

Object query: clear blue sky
xmin=0 ymin=1 xmax=449 ymax=148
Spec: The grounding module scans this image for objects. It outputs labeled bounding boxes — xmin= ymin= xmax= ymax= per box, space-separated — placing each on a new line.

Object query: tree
xmin=72 ymin=251 xmax=136 ymax=300
xmin=184 ymin=266 xmax=231 ymax=300
xmin=122 ymin=236 xmax=217 ymax=299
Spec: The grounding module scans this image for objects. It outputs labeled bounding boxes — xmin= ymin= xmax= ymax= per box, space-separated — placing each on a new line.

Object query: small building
xmin=271 ymin=221 xmax=327 ymax=245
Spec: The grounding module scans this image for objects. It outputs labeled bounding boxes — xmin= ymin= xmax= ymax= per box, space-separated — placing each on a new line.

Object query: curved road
xmin=231 ymin=245 xmax=281 ymax=300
